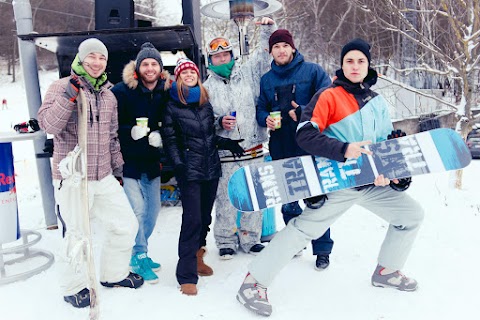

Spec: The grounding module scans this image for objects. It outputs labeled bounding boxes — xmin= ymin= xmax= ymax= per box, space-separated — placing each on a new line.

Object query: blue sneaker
xmin=146 ymin=256 xmax=161 ymax=272
xmin=130 ymin=253 xmax=159 ymax=284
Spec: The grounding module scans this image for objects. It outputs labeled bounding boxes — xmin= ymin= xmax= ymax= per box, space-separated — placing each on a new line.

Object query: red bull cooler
xmin=0 ymin=142 xmax=20 ymax=243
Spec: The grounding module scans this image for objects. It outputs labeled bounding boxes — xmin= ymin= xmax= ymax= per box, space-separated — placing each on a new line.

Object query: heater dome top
xmin=201 ymin=0 xmax=282 ymax=20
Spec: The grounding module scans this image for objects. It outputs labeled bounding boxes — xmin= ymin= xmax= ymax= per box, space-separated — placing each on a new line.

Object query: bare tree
xmin=351 ymin=0 xmax=479 ymax=132
xmin=351 ymin=0 xmax=480 ymax=188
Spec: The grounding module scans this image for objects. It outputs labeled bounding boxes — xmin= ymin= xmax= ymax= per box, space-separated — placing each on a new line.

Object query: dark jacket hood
xmin=122 ymin=60 xmax=172 ymax=91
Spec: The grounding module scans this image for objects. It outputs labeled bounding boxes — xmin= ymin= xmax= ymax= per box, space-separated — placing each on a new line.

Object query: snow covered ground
xmin=1 ymin=70 xmax=479 ymax=320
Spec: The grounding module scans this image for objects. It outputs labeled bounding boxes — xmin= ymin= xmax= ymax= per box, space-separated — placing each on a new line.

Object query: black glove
xmin=304 ymin=194 xmax=327 ymax=209
xmin=390 ymin=177 xmax=412 ymax=192
xmin=174 ymin=163 xmax=187 ymax=182
xmin=387 ymin=129 xmax=407 ymax=140
xmin=225 ymin=139 xmax=245 ymax=158
xmin=387 ymin=129 xmax=412 ymax=191
xmin=115 ymin=176 xmax=124 ymax=186
xmin=43 ymin=138 xmax=54 ymax=154
xmin=29 ymin=118 xmax=40 ymax=131
xmin=64 ymin=75 xmax=81 ymax=102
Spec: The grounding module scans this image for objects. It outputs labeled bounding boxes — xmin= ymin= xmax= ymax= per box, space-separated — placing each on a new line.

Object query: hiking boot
xmin=180 ymin=283 xmax=198 ymax=296
xmin=248 ymin=244 xmax=265 ymax=255
xmin=219 ymin=248 xmax=235 ymax=260
xmin=146 ymin=256 xmax=161 ymax=272
xmin=63 ymin=288 xmax=90 ymax=308
xmin=101 ymin=272 xmax=144 ymax=289
xmin=236 ymin=273 xmax=272 ymax=317
xmin=371 ymin=265 xmax=418 ymax=291
xmin=197 ymin=246 xmax=214 ymax=276
xmin=130 ymin=253 xmax=159 ymax=284
xmin=314 ymin=254 xmax=330 ymax=270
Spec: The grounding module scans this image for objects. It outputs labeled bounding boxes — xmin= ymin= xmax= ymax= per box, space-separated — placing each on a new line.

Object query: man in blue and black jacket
xmin=256 ymin=29 xmax=333 ymax=270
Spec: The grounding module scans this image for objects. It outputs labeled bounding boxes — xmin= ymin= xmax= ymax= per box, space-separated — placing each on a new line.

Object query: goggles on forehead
xmin=208 ymin=38 xmax=233 ymax=54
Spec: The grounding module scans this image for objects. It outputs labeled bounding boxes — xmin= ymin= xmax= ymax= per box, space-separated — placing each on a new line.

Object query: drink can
xmin=230 ymin=111 xmax=237 ymax=117
xmin=0 ymin=143 xmax=20 ymax=244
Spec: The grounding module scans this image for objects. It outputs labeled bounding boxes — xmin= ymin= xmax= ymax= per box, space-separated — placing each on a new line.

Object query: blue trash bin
xmin=0 ymin=142 xmax=21 ymax=244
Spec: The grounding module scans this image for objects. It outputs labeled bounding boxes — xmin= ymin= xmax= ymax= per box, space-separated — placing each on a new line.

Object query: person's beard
xmin=141 ymin=72 xmax=160 ymax=86
xmin=274 ymin=54 xmax=293 ymax=66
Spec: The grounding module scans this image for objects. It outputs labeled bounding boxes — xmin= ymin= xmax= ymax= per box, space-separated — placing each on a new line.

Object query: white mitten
xmin=148 ymin=131 xmax=162 ymax=148
xmin=131 ymin=125 xmax=148 ymax=140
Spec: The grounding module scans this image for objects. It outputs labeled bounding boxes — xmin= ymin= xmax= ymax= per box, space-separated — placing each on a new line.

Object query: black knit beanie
xmin=269 ymin=29 xmax=295 ymax=53
xmin=340 ymin=38 xmax=371 ymax=66
xmin=135 ymin=42 xmax=163 ymax=72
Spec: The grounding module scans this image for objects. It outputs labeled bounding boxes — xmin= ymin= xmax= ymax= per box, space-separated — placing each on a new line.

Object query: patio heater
xmin=201 ymin=0 xmax=282 ymax=60
xmin=230 ymin=0 xmax=254 ymax=58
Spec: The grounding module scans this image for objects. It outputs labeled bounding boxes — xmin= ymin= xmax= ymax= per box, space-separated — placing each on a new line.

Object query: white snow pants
xmin=53 ymin=175 xmax=138 ymax=296
xmin=214 ymin=158 xmax=263 ymax=253
xmin=249 ymin=186 xmax=424 ymax=286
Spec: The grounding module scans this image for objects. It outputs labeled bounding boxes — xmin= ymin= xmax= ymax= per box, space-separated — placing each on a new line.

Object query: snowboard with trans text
xmin=228 ymin=128 xmax=471 ymax=212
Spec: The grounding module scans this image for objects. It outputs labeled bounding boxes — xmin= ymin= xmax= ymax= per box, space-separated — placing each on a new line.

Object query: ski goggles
xmin=207 ymin=37 xmax=233 ymax=55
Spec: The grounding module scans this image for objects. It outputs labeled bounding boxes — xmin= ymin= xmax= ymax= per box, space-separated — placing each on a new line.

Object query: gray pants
xmin=249 ymin=186 xmax=424 ymax=286
xmin=214 ymin=158 xmax=263 ymax=253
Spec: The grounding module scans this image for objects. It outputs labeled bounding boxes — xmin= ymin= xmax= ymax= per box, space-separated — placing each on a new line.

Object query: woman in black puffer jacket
xmin=161 ymin=58 xmax=243 ymax=296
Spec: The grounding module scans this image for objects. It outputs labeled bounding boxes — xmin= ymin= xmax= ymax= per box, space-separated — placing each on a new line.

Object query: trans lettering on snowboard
xmin=315 ymin=157 xmax=372 ymax=194
xmin=283 ymin=157 xmax=309 ymax=196
xmin=229 ymin=129 xmax=472 ymax=212
xmin=256 ymin=165 xmax=282 ymax=207
xmin=370 ymin=135 xmax=429 ymax=178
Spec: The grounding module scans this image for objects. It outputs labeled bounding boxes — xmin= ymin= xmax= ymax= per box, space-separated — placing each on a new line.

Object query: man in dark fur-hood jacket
xmin=111 ymin=42 xmax=171 ymax=284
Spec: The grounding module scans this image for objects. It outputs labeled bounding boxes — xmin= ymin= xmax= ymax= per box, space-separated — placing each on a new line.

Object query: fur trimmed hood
xmin=122 ymin=60 xmax=172 ymax=90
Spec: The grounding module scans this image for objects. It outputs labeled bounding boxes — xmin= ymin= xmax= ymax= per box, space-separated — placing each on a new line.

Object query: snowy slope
xmin=0 ymin=70 xmax=479 ymax=320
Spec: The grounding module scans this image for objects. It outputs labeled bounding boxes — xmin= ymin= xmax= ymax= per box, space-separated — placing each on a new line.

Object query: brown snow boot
xmin=197 ymin=246 xmax=214 ymax=276
xmin=180 ymin=283 xmax=198 ymax=296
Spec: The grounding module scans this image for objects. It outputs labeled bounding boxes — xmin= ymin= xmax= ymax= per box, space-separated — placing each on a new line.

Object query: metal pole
xmin=182 ymin=0 xmax=203 ymax=76
xmin=12 ymin=0 xmax=57 ymax=229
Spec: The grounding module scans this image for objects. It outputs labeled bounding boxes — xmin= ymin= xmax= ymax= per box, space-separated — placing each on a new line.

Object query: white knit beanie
xmin=78 ymin=38 xmax=108 ymax=62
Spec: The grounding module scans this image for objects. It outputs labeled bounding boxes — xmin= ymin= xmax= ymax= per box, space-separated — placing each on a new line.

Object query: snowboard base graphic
xmin=228 ymin=128 xmax=471 ymax=212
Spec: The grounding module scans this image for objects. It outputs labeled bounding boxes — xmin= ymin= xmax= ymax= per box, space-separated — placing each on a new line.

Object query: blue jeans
xmin=282 ymin=201 xmax=334 ymax=255
xmin=123 ymin=174 xmax=161 ymax=256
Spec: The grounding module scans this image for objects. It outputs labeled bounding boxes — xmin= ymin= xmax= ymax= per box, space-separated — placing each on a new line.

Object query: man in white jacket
xmin=204 ymin=17 xmax=276 ymax=259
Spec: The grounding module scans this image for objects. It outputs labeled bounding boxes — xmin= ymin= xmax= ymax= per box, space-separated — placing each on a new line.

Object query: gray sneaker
xmin=236 ymin=273 xmax=272 ymax=317
xmin=371 ymin=265 xmax=418 ymax=291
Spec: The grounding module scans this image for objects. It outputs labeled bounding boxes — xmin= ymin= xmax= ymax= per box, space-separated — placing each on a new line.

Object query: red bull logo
xmin=0 ymin=173 xmax=15 ymax=194
xmin=0 ymin=172 xmax=15 ymax=185
xmin=1 ymin=142 xmax=16 ymax=193
xmin=1 ymin=142 xmax=20 ymax=243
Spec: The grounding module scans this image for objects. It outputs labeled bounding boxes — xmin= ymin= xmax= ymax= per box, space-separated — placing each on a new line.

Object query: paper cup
xmin=136 ymin=117 xmax=149 ymax=136
xmin=136 ymin=117 xmax=148 ymax=127
xmin=270 ymin=111 xmax=281 ymax=129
